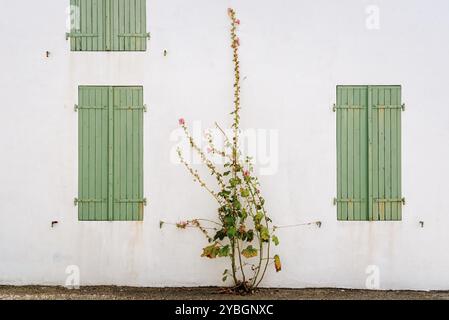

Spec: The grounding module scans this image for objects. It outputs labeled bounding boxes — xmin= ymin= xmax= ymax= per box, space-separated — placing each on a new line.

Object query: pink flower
xmin=235 ymin=19 xmax=241 ymax=25
xmin=179 ymin=118 xmax=185 ymax=126
xmin=207 ymin=148 xmax=213 ymax=154
xmin=243 ymin=170 xmax=250 ymax=177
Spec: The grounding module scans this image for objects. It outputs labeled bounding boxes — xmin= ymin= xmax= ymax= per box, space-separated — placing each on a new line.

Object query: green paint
xmin=336 ymin=85 xmax=402 ymax=221
xmin=69 ymin=0 xmax=148 ymax=52
xmin=78 ymin=86 xmax=145 ymax=221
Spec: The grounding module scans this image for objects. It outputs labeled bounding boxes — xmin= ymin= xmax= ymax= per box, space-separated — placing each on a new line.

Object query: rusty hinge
xmin=333 ymin=198 xmax=366 ymax=205
xmin=118 ymin=32 xmax=151 ymax=40
xmin=75 ymin=105 xmax=108 ymax=112
xmin=74 ymin=198 xmax=106 ymax=206
xmin=114 ymin=198 xmax=148 ymax=206
xmin=375 ymin=198 xmax=406 ymax=205
xmin=66 ymin=33 xmax=99 ymax=40
xmin=115 ymin=105 xmax=147 ymax=112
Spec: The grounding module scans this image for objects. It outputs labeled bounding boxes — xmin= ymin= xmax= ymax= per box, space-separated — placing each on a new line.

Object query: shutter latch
xmin=401 ymin=103 xmax=406 ymax=111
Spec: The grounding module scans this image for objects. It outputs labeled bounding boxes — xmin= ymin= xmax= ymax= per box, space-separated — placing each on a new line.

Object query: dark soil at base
xmin=0 ymin=286 xmax=448 ymax=300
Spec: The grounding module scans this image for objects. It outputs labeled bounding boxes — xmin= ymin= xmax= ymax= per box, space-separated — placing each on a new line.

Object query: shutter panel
xmin=370 ymin=86 xmax=402 ymax=221
xmin=78 ymin=86 xmax=109 ymax=221
xmin=110 ymin=0 xmax=148 ymax=51
xmin=336 ymin=86 xmax=369 ymax=221
xmin=112 ymin=87 xmax=144 ymax=221
xmin=69 ymin=0 xmax=147 ymax=51
xmin=69 ymin=0 xmax=105 ymax=51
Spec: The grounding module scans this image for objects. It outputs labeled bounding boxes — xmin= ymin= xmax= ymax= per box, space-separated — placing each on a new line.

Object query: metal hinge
xmin=74 ymin=198 xmax=106 ymax=206
xmin=115 ymin=198 xmax=148 ymax=206
xmin=375 ymin=198 xmax=406 ymax=205
xmin=75 ymin=105 xmax=108 ymax=112
xmin=334 ymin=198 xmax=366 ymax=205
xmin=333 ymin=104 xmax=365 ymax=112
xmin=118 ymin=32 xmax=151 ymax=40
xmin=66 ymin=33 xmax=99 ymax=40
xmin=115 ymin=105 xmax=147 ymax=112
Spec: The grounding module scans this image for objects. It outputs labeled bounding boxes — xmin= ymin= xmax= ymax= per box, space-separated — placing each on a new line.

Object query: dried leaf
xmin=242 ymin=246 xmax=258 ymax=258
xmin=274 ymin=255 xmax=282 ymax=272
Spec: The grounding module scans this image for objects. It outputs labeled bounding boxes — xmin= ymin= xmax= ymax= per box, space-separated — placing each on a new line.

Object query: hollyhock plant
xmin=175 ymin=8 xmax=281 ymax=294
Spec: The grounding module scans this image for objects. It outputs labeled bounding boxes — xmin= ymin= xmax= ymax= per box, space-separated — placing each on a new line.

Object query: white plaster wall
xmin=0 ymin=0 xmax=448 ymax=290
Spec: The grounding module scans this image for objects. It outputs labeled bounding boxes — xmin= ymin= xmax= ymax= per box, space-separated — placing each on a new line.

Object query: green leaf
xmin=222 ymin=276 xmax=228 ymax=282
xmin=214 ymin=229 xmax=226 ymax=241
xmin=272 ymin=235 xmax=280 ymax=246
xmin=260 ymin=227 xmax=270 ymax=242
xmin=246 ymin=230 xmax=255 ymax=242
xmin=254 ymin=212 xmax=264 ymax=224
xmin=224 ymin=215 xmax=235 ymax=226
xmin=218 ymin=245 xmax=230 ymax=257
xmin=201 ymin=244 xmax=220 ymax=259
xmin=223 ymin=269 xmax=228 ymax=276
xmin=240 ymin=208 xmax=248 ymax=221
xmin=240 ymin=188 xmax=250 ymax=197
xmin=227 ymin=226 xmax=237 ymax=238
xmin=230 ymin=178 xmax=241 ymax=187
xmin=223 ymin=171 xmax=231 ymax=176
xmin=242 ymin=246 xmax=258 ymax=258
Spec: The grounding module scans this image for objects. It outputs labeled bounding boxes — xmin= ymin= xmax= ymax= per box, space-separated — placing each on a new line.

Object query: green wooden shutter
xmin=112 ymin=87 xmax=145 ymax=221
xmin=77 ymin=86 xmax=145 ymax=221
xmin=78 ymin=86 xmax=109 ymax=221
xmin=110 ymin=0 xmax=148 ymax=51
xmin=68 ymin=0 xmax=148 ymax=51
xmin=370 ymin=86 xmax=402 ymax=221
xmin=69 ymin=0 xmax=105 ymax=51
xmin=336 ymin=86 xmax=369 ymax=221
xmin=336 ymin=85 xmax=402 ymax=221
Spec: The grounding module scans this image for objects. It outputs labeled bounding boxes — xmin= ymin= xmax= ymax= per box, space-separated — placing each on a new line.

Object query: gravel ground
xmin=1 ymin=286 xmax=448 ymax=300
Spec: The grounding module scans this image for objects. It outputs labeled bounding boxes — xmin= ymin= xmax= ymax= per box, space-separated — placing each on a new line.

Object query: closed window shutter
xmin=336 ymin=85 xmax=402 ymax=221
xmin=69 ymin=0 xmax=105 ymax=51
xmin=112 ymin=87 xmax=145 ymax=221
xmin=110 ymin=0 xmax=148 ymax=51
xmin=336 ymin=86 xmax=369 ymax=221
xmin=370 ymin=86 xmax=402 ymax=221
xmin=69 ymin=0 xmax=148 ymax=51
xmin=77 ymin=86 xmax=144 ymax=221
xmin=78 ymin=86 xmax=109 ymax=221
